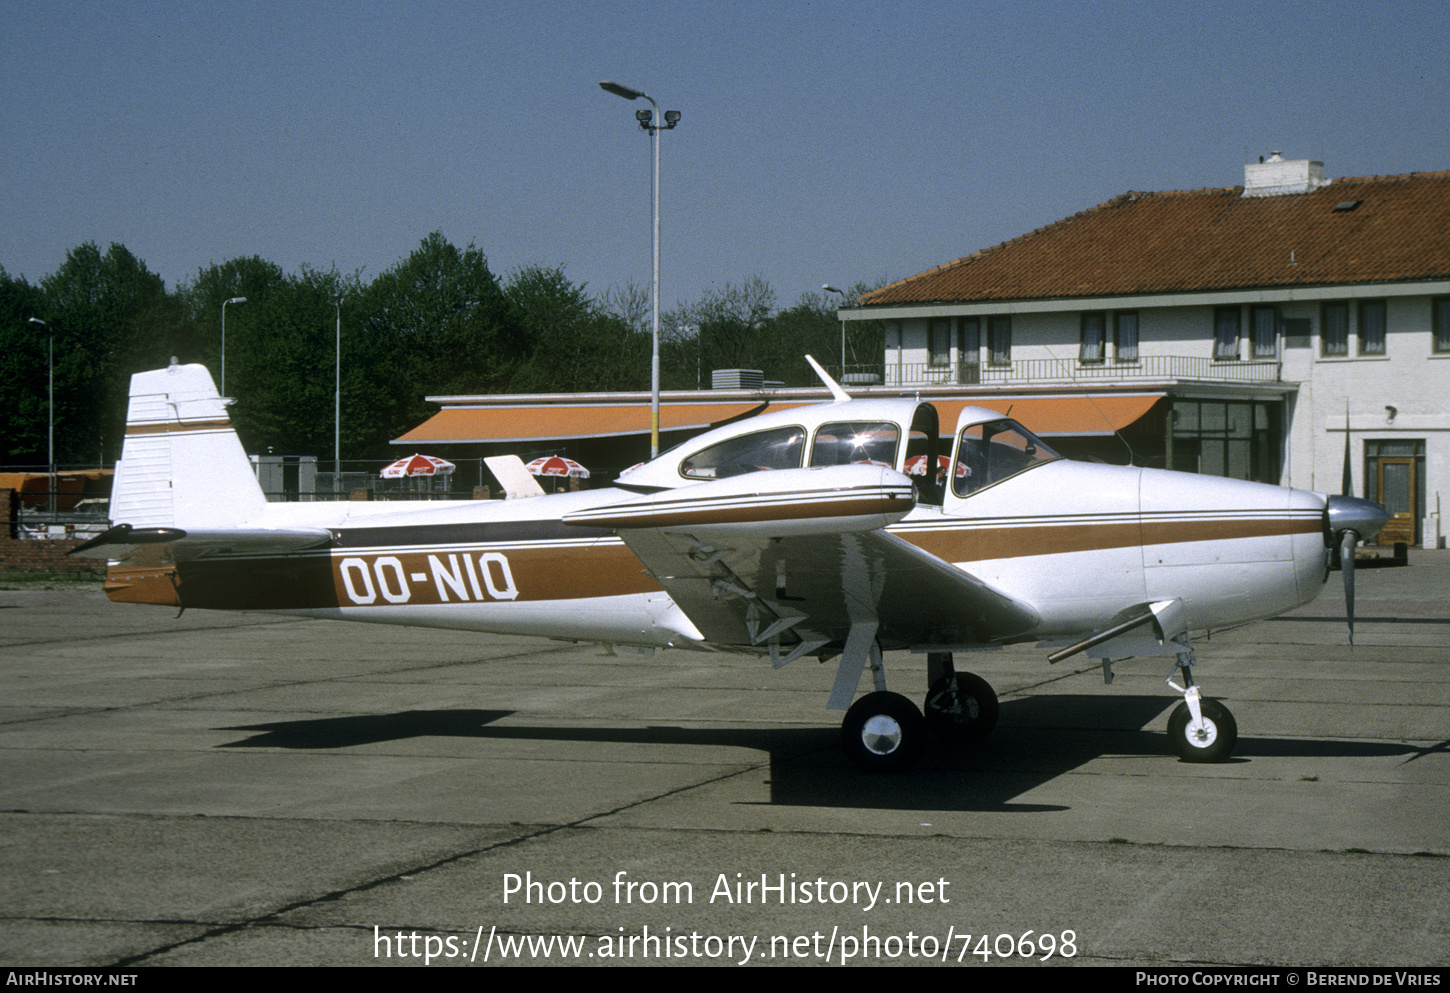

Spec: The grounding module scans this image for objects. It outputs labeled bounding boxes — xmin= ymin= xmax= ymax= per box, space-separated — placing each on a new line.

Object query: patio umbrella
xmin=380 ymin=454 xmax=456 ymax=478
xmin=524 ymin=456 xmax=590 ymax=479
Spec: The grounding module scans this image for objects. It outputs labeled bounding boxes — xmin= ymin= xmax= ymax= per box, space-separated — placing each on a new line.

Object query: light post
xmin=334 ymin=294 xmax=343 ymax=497
xmin=221 ymin=296 xmax=246 ymax=395
xmin=823 ymin=284 xmax=848 ymax=377
xmin=600 ymin=80 xmax=680 ymax=459
xmin=27 ymin=318 xmax=54 ymax=517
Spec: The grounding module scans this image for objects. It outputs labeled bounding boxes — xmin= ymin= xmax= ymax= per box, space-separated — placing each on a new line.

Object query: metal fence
xmin=829 ymin=355 xmax=1283 ymax=388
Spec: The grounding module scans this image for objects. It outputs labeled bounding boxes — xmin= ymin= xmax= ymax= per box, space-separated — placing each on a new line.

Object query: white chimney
xmin=1243 ymin=152 xmax=1329 ymax=197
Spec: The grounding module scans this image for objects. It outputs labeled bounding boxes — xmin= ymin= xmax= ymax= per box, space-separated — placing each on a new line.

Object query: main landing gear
xmin=840 ymin=651 xmax=999 ymax=772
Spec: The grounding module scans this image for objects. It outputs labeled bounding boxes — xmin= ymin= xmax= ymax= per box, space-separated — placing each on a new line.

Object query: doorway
xmin=1365 ymin=439 xmax=1423 ymax=545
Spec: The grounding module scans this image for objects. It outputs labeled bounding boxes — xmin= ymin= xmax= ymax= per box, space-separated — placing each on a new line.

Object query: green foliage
xmin=0 ymin=266 xmax=49 ymax=462
xmin=506 ymin=265 xmax=649 ymax=393
xmin=661 ymin=276 xmax=887 ymax=389
xmin=32 ymin=243 xmax=179 ymax=464
xmin=3 ymin=233 xmax=888 ymax=467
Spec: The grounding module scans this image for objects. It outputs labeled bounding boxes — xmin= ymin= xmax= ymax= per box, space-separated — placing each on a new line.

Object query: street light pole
xmin=27 ymin=318 xmax=54 ymax=517
xmin=335 ymin=294 xmax=343 ymax=497
xmin=823 ymin=284 xmax=848 ymax=377
xmin=600 ymin=80 xmax=680 ymax=459
xmin=221 ymin=296 xmax=246 ymax=396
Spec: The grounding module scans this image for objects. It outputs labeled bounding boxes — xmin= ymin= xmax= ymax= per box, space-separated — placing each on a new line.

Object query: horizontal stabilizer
xmin=70 ymin=522 xmax=332 ymax=563
xmin=485 ymin=455 xmax=547 ymax=499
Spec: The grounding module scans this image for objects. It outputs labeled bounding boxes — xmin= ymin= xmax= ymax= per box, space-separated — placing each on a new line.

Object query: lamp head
xmin=600 ymin=80 xmax=645 ymax=101
xmin=663 ymin=110 xmax=680 ymax=127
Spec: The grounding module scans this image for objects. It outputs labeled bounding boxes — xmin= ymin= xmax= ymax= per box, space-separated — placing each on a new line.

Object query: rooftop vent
xmin=1243 ymin=152 xmax=1329 ymax=198
xmin=711 ymin=369 xmax=764 ymax=390
xmin=1333 ymin=200 xmax=1362 ymax=212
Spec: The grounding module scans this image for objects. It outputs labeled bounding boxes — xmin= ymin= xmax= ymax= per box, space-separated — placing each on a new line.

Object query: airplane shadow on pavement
xmin=213 ymin=695 xmax=1433 ymax=813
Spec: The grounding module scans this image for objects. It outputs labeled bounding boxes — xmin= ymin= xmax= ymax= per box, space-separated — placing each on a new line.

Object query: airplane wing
xmin=69 ymin=523 xmax=333 ymax=564
xmin=563 ymin=466 xmax=1039 ymax=660
xmin=620 ymin=526 xmax=1040 ymax=656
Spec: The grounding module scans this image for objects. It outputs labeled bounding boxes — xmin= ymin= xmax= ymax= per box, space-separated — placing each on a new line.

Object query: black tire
xmin=1167 ymin=698 xmax=1238 ymax=763
xmin=842 ymin=691 xmax=927 ymax=772
xmin=923 ymin=672 xmax=999 ymax=743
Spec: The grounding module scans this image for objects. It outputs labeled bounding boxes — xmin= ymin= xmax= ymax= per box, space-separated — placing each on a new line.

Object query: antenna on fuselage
xmin=806 ymin=354 xmax=853 ymax=403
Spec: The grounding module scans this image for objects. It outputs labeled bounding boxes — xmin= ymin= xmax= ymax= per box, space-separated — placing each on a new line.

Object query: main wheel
xmin=923 ymin=672 xmax=999 ymax=743
xmin=1167 ymin=698 xmax=1238 ymax=763
xmin=842 ymin=691 xmax=927 ymax=772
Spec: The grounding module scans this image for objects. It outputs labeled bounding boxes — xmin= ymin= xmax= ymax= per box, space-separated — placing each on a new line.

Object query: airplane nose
xmin=1325 ymin=495 xmax=1390 ymax=542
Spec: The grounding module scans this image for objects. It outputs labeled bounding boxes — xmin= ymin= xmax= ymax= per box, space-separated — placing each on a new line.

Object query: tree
xmin=0 ymin=267 xmax=50 ymax=463
xmin=661 ymin=275 xmax=777 ymax=389
xmin=176 ymin=256 xmax=290 ymax=391
xmin=37 ymin=243 xmax=178 ymax=464
xmin=357 ymin=233 xmax=523 ymax=433
xmin=507 ymin=266 xmax=649 ymax=393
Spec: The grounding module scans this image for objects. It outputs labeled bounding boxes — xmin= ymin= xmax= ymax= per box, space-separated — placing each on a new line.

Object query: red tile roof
xmin=860 ymin=171 xmax=1450 ymax=307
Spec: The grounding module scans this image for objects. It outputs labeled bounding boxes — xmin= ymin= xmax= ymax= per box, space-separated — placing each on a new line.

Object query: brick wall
xmin=0 ymin=489 xmax=106 ymax=576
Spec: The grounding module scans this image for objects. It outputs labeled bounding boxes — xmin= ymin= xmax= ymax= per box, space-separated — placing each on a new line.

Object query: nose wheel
xmin=1167 ymin=697 xmax=1237 ymax=763
xmin=1166 ymin=648 xmax=1237 ymax=763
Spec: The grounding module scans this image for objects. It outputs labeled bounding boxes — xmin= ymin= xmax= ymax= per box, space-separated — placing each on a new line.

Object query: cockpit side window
xmin=809 ymin=422 xmax=901 ymax=469
xmin=680 ymin=426 xmax=805 ymax=479
xmin=953 ymin=419 xmax=1060 ymax=497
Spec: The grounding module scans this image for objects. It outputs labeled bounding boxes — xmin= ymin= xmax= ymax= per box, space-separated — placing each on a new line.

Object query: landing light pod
xmin=563 ymin=464 xmax=916 ymax=539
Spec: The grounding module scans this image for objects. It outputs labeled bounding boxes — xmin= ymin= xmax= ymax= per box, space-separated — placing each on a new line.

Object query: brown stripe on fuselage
xmin=900 ymin=515 xmax=1320 ymax=562
xmin=125 ymin=419 xmax=234 ymax=436
xmin=106 ymin=540 xmax=663 ymax=611
xmin=327 ymin=542 xmax=661 ymax=607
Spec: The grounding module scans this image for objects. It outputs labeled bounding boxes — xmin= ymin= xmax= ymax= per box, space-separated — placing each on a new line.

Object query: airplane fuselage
xmin=106 ymin=459 xmax=1332 ymax=651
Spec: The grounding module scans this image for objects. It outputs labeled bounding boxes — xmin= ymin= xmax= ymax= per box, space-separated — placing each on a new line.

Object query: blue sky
xmin=4 ymin=0 xmax=1447 ymax=310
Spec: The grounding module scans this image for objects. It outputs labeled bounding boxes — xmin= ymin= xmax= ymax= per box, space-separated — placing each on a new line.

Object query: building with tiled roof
xmin=840 ymin=155 xmax=1450 ymax=546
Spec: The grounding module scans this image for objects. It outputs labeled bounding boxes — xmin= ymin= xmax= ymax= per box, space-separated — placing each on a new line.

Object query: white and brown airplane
xmin=75 ymin=358 xmax=1388 ymax=771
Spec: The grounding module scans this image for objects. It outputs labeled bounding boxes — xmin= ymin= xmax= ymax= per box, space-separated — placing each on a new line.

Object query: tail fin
xmin=110 ymin=362 xmax=268 ymax=529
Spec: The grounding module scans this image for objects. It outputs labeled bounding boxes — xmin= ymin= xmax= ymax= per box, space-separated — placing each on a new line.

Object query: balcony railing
xmin=830 ymin=355 xmax=1283 ymax=388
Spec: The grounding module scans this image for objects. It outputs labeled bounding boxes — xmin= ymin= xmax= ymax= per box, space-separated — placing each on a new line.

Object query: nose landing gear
xmin=1166 ymin=648 xmax=1237 ymax=763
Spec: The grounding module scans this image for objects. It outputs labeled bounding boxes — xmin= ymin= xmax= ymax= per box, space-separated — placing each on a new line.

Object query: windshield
xmin=952 ymin=419 xmax=1060 ymax=497
xmin=680 ymin=426 xmax=805 ymax=479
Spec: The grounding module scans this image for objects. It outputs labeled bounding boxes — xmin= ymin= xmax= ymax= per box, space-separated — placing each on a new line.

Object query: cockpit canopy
xmin=617 ymin=397 xmax=1059 ymax=500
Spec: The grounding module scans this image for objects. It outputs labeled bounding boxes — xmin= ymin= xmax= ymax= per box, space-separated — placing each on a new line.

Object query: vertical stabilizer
xmin=110 ymin=363 xmax=268 ymax=528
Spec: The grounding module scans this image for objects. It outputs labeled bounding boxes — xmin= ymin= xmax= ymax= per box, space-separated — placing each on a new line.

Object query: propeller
xmin=1326 ymin=495 xmax=1390 ymax=645
xmin=1329 ymin=402 xmax=1385 ymax=645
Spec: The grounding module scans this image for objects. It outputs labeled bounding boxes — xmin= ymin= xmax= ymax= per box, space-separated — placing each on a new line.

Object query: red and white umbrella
xmin=904 ymin=454 xmax=969 ymax=479
xmin=524 ymin=456 xmax=590 ymax=479
xmin=380 ymin=454 xmax=456 ymax=478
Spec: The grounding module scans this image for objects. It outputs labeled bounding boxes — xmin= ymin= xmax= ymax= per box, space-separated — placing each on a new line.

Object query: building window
xmin=959 ymin=317 xmax=979 ymax=363
xmin=1322 ymin=302 xmax=1349 ymax=356
xmin=988 ymin=316 xmax=1011 ymax=366
xmin=1114 ymin=311 xmax=1139 ymax=362
xmin=1358 ymin=300 xmax=1386 ymax=355
xmin=1214 ymin=307 xmax=1240 ymax=360
xmin=1080 ymin=313 xmax=1105 ymax=363
xmin=958 ymin=317 xmax=980 ymax=381
xmin=1251 ymin=305 xmax=1278 ymax=358
xmin=928 ymin=318 xmax=951 ymax=367
xmin=1169 ymin=399 xmax=1280 ymax=484
xmin=1436 ymin=298 xmax=1450 ymax=353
